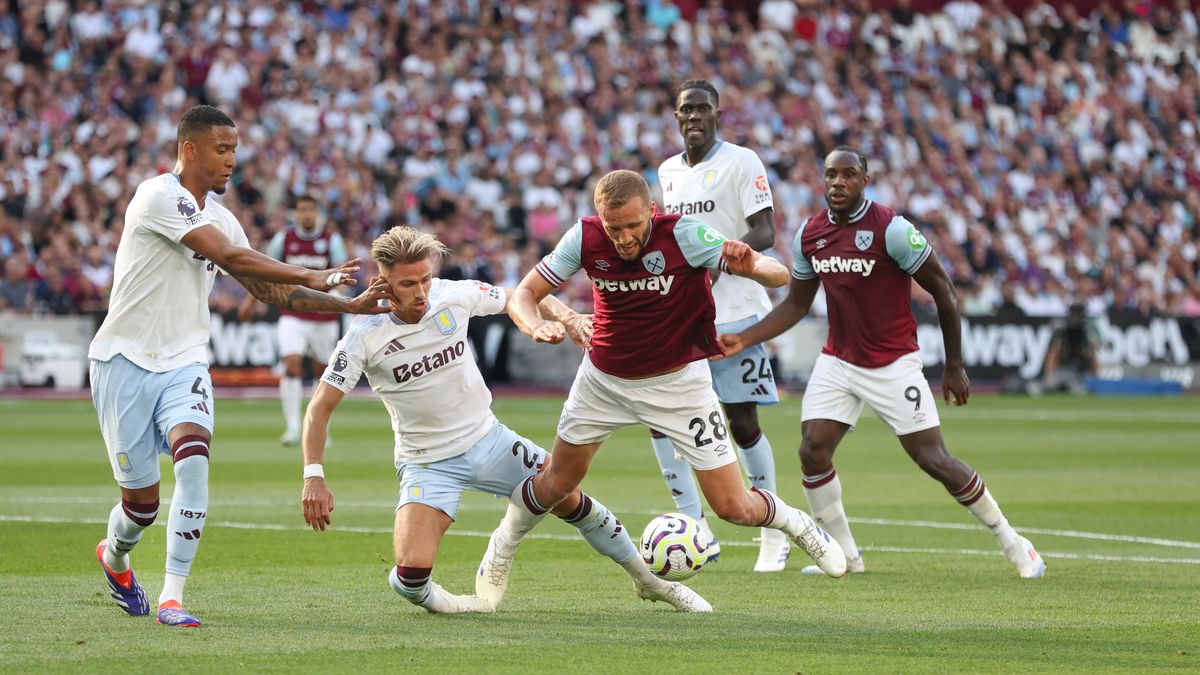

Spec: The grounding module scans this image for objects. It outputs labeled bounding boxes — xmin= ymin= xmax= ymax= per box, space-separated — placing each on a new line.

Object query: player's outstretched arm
xmin=508 ymin=269 xmax=567 ymax=344
xmin=912 ymin=253 xmax=969 ymax=406
xmin=720 ymin=240 xmax=790 ymax=288
xmin=533 ymin=292 xmax=592 ymax=350
xmin=716 ymin=277 xmax=820 ymax=359
xmin=301 ymin=383 xmax=344 ymax=531
xmin=234 ymin=275 xmax=395 ymax=316
xmin=182 ymin=224 xmax=361 ymax=291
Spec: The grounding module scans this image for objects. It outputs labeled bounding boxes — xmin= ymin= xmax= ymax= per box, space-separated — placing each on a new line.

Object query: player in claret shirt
xmin=491 ymin=170 xmax=848 ymax=609
xmin=719 ymin=147 xmax=1045 ymax=579
xmin=239 ymin=194 xmax=348 ymax=446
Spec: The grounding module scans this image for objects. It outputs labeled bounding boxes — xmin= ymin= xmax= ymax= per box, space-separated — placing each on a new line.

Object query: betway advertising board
xmin=916 ymin=315 xmax=1200 ymax=389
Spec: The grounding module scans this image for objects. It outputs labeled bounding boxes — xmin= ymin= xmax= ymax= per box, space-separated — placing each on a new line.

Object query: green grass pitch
xmin=1 ymin=394 xmax=1198 ymax=673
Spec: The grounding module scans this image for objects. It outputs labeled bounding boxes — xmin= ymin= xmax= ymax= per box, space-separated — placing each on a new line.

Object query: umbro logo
xmin=594 ymin=259 xmax=611 ymax=271
xmin=384 ymin=339 xmax=406 ymax=355
xmin=750 ymin=384 xmax=770 ymax=397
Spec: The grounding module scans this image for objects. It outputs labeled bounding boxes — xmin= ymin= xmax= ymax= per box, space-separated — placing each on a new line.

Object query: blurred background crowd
xmin=1 ymin=0 xmax=1199 ymax=321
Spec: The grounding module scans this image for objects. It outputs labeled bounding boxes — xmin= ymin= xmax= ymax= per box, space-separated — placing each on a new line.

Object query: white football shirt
xmin=89 ymin=173 xmax=249 ymax=372
xmin=658 ymin=141 xmax=774 ymax=324
xmin=319 ymin=279 xmax=507 ymax=465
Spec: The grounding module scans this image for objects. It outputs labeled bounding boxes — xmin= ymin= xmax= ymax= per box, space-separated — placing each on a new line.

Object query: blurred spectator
xmin=1042 ymin=302 xmax=1100 ymax=395
xmin=0 ymin=255 xmax=34 ymax=312
xmin=0 ymin=0 xmax=1197 ymax=321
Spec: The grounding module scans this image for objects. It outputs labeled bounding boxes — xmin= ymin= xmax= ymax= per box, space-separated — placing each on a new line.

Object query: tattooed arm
xmin=234 ymin=275 xmax=395 ymax=315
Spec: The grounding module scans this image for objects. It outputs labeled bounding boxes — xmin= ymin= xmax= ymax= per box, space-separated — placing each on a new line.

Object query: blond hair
xmin=370 ymin=226 xmax=449 ymax=266
xmin=593 ymin=169 xmax=651 ymax=211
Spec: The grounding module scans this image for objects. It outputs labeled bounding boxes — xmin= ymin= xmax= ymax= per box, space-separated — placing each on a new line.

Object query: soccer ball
xmin=640 ymin=512 xmax=711 ymax=581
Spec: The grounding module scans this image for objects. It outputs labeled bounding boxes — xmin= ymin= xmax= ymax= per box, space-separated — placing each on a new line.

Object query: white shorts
xmin=802 ymin=352 xmax=940 ymax=436
xmin=557 ymin=355 xmax=737 ymax=471
xmin=278 ymin=315 xmax=340 ymax=364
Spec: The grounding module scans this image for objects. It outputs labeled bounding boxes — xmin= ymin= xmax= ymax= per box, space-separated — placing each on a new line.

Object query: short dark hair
xmin=830 ymin=145 xmax=869 ymax=174
xmin=177 ymin=105 xmax=235 ymax=144
xmin=294 ymin=193 xmax=319 ymax=207
xmin=675 ymin=79 xmax=719 ymax=108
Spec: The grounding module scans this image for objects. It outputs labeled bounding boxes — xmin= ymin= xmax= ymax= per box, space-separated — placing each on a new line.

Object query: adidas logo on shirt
xmin=384 ymin=339 xmax=406 ymax=355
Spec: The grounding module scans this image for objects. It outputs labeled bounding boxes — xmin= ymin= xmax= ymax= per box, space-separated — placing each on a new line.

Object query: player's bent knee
xmin=708 ymin=496 xmax=756 ymax=526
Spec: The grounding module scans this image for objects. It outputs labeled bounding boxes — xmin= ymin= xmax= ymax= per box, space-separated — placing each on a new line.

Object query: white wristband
xmin=303 ymin=464 xmax=325 ymax=480
xmin=326 ymin=272 xmax=344 ymax=287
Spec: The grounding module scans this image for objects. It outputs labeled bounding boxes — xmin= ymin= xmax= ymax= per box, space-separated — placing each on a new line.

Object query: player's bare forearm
xmin=534 ymin=292 xmax=576 ymax=323
xmin=742 ymin=208 xmax=776 ymax=252
xmin=236 ymin=277 xmax=349 ymax=313
xmin=302 ymin=385 xmax=342 ymax=466
xmin=913 ymin=255 xmax=963 ymax=366
xmin=509 ymin=269 xmax=555 ymax=337
xmin=741 ymin=277 xmax=819 ymax=346
xmin=235 ymin=276 xmax=392 ymax=315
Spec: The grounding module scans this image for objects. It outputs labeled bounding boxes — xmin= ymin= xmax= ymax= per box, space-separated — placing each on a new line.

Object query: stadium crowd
xmin=1 ymin=0 xmax=1199 ymax=320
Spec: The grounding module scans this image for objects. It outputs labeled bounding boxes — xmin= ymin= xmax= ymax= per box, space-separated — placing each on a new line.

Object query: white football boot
xmin=753 ymin=527 xmax=792 ymax=572
xmin=475 ymin=529 xmax=517 ymax=610
xmin=633 ymin=579 xmax=713 ymax=612
xmin=790 ymin=509 xmax=846 ymax=577
xmin=803 ymin=551 xmax=864 ymax=576
xmin=1003 ymin=536 xmax=1046 ymax=578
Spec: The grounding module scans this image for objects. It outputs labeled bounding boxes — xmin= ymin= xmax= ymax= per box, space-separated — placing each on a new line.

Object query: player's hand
xmin=346 ymin=276 xmax=397 ymax=315
xmin=942 ymin=362 xmax=970 ymax=407
xmin=563 ymin=314 xmax=593 ymax=350
xmin=236 ymin=300 xmax=257 ymax=323
xmin=531 ymin=321 xmax=566 ymax=344
xmin=711 ymin=333 xmax=745 ymax=360
xmin=309 ymin=259 xmax=364 ymax=291
xmin=302 ymin=477 xmax=335 ymax=531
xmin=720 ymin=240 xmax=755 ymax=277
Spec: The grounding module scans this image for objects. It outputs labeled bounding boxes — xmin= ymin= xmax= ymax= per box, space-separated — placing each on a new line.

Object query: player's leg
xmin=639 ymin=361 xmax=845 ymax=577
xmin=307 ymin=319 xmax=339 ymax=447
xmin=154 ymin=364 xmax=217 ymax=625
xmin=646 ymin=428 xmax=719 ymax=560
xmin=475 ymin=424 xmax=710 ymax=612
xmin=897 ymin=427 xmax=1044 ymax=577
xmin=277 ymin=316 xmax=305 ymax=445
xmin=866 ymin=354 xmax=1044 ymax=578
xmin=798 ymin=419 xmax=864 ymax=575
xmin=795 ymin=354 xmax=867 ymax=575
xmin=90 ymin=356 xmax=162 ymax=617
xmin=391 ymin=456 xmax=491 ymax=613
xmin=709 ymin=328 xmax=784 ymax=571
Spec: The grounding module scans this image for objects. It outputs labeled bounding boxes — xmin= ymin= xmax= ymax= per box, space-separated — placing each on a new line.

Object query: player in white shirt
xmin=299 ymin=226 xmax=711 ymax=614
xmin=90 ymin=105 xmax=393 ymax=627
xmin=653 ymin=80 xmax=791 ymax=572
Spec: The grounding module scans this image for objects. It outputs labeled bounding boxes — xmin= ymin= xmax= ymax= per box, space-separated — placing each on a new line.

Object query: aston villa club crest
xmin=641 ymin=250 xmax=666 ymax=275
xmin=855 ymin=230 xmax=874 ymax=251
xmin=434 ymin=309 xmax=457 ymax=335
xmin=701 ymin=170 xmax=719 ymax=191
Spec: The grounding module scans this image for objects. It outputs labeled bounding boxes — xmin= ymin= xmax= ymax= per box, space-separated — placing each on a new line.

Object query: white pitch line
xmin=849 ymin=517 xmax=1200 ymax=550
xmin=3 ymin=514 xmax=1199 ymax=566
xmin=5 ymin=496 xmax=1200 ymax=551
xmin=776 ymin=407 xmax=1200 ymax=425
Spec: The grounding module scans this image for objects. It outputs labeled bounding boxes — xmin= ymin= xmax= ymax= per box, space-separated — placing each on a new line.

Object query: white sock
xmin=650 ymin=435 xmax=703 ymax=519
xmin=160 ymin=573 xmax=187 ymax=607
xmin=736 ymin=432 xmax=776 ymax=492
xmin=619 ymin=555 xmax=664 ymax=587
xmin=105 ymin=499 xmax=159 ymax=573
xmin=280 ymin=376 xmax=302 ymax=435
xmin=950 ymin=474 xmax=1019 ymax=549
xmin=802 ymin=466 xmax=860 ymax=559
